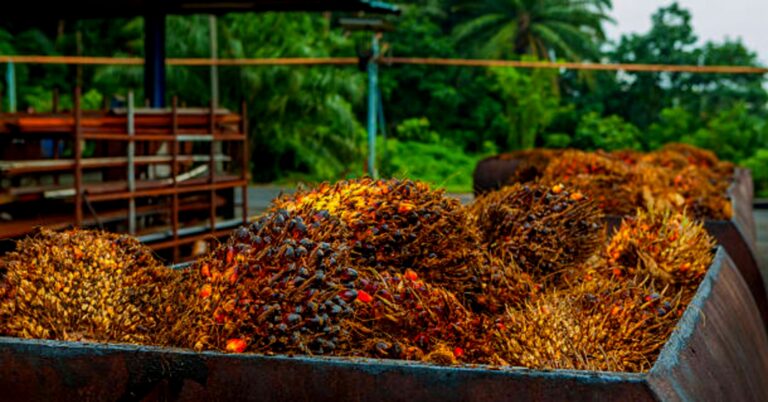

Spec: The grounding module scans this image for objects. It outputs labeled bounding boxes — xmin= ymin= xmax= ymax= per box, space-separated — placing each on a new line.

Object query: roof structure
xmin=5 ymin=0 xmax=399 ymax=107
xmin=7 ymin=0 xmax=400 ymax=17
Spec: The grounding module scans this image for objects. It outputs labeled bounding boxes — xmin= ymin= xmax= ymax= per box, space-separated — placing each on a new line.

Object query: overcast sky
xmin=606 ymin=0 xmax=768 ymax=64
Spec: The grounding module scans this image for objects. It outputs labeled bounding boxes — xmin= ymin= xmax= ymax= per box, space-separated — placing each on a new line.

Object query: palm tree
xmin=453 ymin=0 xmax=613 ymax=61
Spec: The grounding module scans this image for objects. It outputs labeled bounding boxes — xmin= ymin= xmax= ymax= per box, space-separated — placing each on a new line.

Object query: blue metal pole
xmin=376 ymin=85 xmax=387 ymax=169
xmin=6 ymin=62 xmax=16 ymax=112
xmin=367 ymin=34 xmax=379 ymax=178
xmin=144 ymin=14 xmax=166 ymax=108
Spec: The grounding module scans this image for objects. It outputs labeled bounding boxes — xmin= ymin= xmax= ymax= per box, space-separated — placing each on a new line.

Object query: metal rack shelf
xmin=0 ymin=88 xmax=250 ymax=262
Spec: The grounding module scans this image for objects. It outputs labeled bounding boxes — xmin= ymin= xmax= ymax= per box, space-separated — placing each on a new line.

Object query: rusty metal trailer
xmin=0 ymin=248 xmax=765 ymax=401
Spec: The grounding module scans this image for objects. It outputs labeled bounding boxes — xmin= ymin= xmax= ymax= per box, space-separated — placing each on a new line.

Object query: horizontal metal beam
xmin=0 ymin=55 xmax=766 ymax=74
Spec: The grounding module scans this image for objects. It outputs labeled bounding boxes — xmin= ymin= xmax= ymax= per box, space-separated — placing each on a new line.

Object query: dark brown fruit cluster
xmin=168 ymin=205 xmax=481 ymax=362
xmin=542 ymin=150 xmax=639 ymax=216
xmin=270 ymin=178 xmax=489 ymax=304
xmin=169 ymin=208 xmax=360 ymax=355
xmin=521 ymin=145 xmax=735 ymax=220
xmin=471 ymin=183 xmax=604 ymax=280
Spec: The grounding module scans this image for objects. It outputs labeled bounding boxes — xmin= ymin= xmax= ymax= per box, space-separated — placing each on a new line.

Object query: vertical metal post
xmin=377 ymin=86 xmax=387 ymax=170
xmin=74 ymin=87 xmax=83 ymax=226
xmin=127 ymin=91 xmax=136 ymax=235
xmin=366 ymin=34 xmax=379 ymax=178
xmin=53 ymin=87 xmax=61 ymax=186
xmin=144 ymin=13 xmax=166 ymax=108
xmin=209 ymin=14 xmax=224 ymax=175
xmin=171 ymin=97 xmax=180 ymax=261
xmin=241 ymin=100 xmax=249 ymax=225
xmin=209 ymin=15 xmax=219 ymax=109
xmin=6 ymin=62 xmax=16 ymax=113
xmin=209 ymin=102 xmax=216 ymax=234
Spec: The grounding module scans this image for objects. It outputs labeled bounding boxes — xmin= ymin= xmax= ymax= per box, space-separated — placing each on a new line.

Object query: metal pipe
xmin=366 ymin=34 xmax=379 ymax=178
xmin=73 ymin=87 xmax=83 ymax=226
xmin=209 ymin=15 xmax=219 ymax=109
xmin=209 ymin=102 xmax=216 ymax=234
xmin=171 ymin=96 xmax=180 ymax=262
xmin=6 ymin=62 xmax=16 ymax=112
xmin=377 ymin=85 xmax=387 ymax=171
xmin=144 ymin=14 xmax=166 ymax=108
xmin=241 ymin=100 xmax=249 ymax=225
xmin=127 ymin=91 xmax=136 ymax=235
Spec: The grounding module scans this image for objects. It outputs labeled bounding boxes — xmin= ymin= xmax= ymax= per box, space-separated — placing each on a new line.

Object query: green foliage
xmin=646 ymin=107 xmax=694 ymax=150
xmin=453 ymin=0 xmax=612 ymax=60
xmin=543 ymin=133 xmax=572 ymax=148
xmin=2 ymin=1 xmax=768 ymax=196
xmin=492 ymin=65 xmax=562 ymax=149
xmin=396 ymin=117 xmax=441 ymax=143
xmin=682 ymin=103 xmax=766 ymax=162
xmin=574 ymin=112 xmax=642 ymax=151
xmin=380 ymin=138 xmax=484 ymax=193
xmin=743 ymin=150 xmax=768 ymax=198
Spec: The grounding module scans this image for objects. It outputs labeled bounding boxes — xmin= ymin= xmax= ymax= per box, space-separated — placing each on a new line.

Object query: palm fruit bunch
xmin=168 ymin=207 xmax=482 ymax=363
xmin=673 ymin=162 xmax=733 ymax=219
xmin=609 ymin=149 xmax=643 ymax=165
xmin=168 ymin=208 xmax=360 ymax=355
xmin=0 ymin=229 xmax=177 ymax=344
xmin=470 ymin=182 xmax=604 ymax=282
xmin=349 ymin=268 xmax=488 ymax=364
xmin=632 ymin=144 xmax=734 ymax=220
xmin=490 ymin=207 xmax=714 ymax=372
xmin=270 ymin=178 xmax=490 ymax=304
xmin=541 ymin=150 xmax=639 ymax=215
xmin=604 ymin=208 xmax=714 ymax=285
xmin=654 ymin=143 xmax=721 ymax=169
xmin=493 ymin=276 xmax=688 ymax=372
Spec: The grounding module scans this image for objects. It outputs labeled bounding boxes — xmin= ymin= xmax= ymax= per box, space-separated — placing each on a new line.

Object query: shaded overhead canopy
xmin=8 ymin=0 xmax=400 ymax=17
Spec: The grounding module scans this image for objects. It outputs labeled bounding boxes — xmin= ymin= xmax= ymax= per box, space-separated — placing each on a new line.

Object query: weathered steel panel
xmin=648 ymin=250 xmax=768 ymax=401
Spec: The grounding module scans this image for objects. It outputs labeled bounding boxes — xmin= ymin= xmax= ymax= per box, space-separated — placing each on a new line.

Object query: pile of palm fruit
xmin=0 ymin=229 xmax=179 ymax=344
xmin=483 ymin=143 xmax=734 ymax=220
xmin=0 ymin=178 xmax=716 ymax=373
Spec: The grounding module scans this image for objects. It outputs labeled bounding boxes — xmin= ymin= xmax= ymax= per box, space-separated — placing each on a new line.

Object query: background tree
xmin=453 ymin=0 xmax=613 ymax=60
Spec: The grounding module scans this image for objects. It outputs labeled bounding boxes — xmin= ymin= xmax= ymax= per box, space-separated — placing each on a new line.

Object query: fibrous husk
xmin=350 ymin=269 xmax=486 ymax=364
xmin=656 ymin=143 xmax=720 ymax=168
xmin=492 ymin=207 xmax=714 ymax=372
xmin=471 ymin=182 xmax=604 ymax=281
xmin=605 ymin=208 xmax=714 ymax=285
xmin=0 ymin=229 xmax=177 ymax=345
xmin=493 ymin=274 xmax=687 ymax=372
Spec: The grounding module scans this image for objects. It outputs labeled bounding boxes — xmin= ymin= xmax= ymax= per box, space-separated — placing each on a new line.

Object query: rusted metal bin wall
xmin=0 ymin=249 xmax=766 ymax=401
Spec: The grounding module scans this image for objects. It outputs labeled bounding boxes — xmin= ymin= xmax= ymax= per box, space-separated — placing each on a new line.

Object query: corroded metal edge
xmin=0 ymin=336 xmax=651 ymax=402
xmin=649 ymin=248 xmax=768 ymax=401
xmin=601 ymin=169 xmax=768 ymax=330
